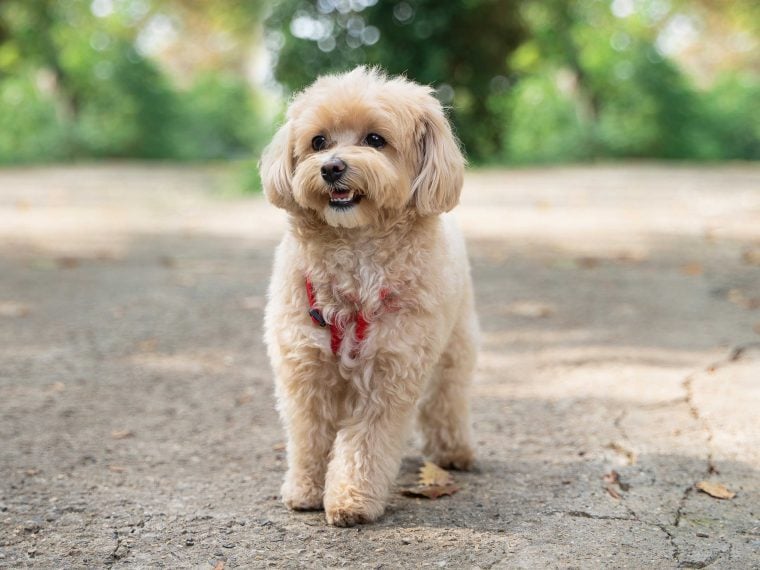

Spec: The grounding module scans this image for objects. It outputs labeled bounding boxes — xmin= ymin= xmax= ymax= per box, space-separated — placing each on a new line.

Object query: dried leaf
xmin=272 ymin=442 xmax=286 ymax=452
xmin=402 ymin=462 xmax=459 ymax=500
xmin=236 ymin=392 xmax=253 ymax=405
xmin=502 ymin=301 xmax=555 ymax=318
xmin=603 ymin=470 xmax=621 ymax=485
xmin=111 ymin=430 xmax=134 ymax=440
xmin=419 ymin=461 xmax=454 ymax=487
xmin=604 ymin=485 xmax=622 ymax=500
xmin=403 ymin=484 xmax=460 ymax=500
xmin=615 ymin=252 xmax=648 ymax=264
xmin=57 ymin=256 xmax=80 ymax=269
xmin=603 ymin=469 xmax=631 ymax=492
xmin=0 ymin=302 xmax=31 ymax=318
xmin=606 ymin=442 xmax=637 ymax=465
xmin=741 ymin=249 xmax=760 ymax=266
xmin=108 ymin=465 xmax=126 ymax=473
xmin=159 ymin=255 xmax=176 ymax=268
xmin=695 ymin=481 xmax=736 ymax=500
xmin=213 ymin=562 xmax=225 ymax=570
xmin=727 ymin=289 xmax=760 ymax=310
xmin=680 ymin=262 xmax=704 ymax=276
xmin=576 ymin=256 xmax=601 ymax=269
xmin=136 ymin=338 xmax=158 ymax=352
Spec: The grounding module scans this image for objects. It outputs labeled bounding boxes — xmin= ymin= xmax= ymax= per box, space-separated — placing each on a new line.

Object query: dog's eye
xmin=311 ymin=135 xmax=328 ymax=151
xmin=364 ymin=133 xmax=386 ymax=149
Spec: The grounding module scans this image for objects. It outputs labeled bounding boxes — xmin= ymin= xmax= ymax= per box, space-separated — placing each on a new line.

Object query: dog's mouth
xmin=328 ymin=189 xmax=364 ymax=209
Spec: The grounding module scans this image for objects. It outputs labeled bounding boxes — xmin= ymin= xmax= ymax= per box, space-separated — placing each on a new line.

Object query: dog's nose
xmin=321 ymin=158 xmax=346 ymax=183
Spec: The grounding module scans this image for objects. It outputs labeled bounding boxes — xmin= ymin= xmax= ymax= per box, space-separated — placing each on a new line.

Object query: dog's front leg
xmin=323 ymin=356 xmax=424 ymax=526
xmin=276 ymin=352 xmax=343 ymax=511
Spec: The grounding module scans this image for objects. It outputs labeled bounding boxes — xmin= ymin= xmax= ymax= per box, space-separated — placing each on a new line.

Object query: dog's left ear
xmin=412 ymin=96 xmax=466 ymax=216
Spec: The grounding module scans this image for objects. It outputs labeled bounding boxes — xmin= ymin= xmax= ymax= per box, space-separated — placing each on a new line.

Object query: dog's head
xmin=260 ymin=67 xmax=465 ymax=228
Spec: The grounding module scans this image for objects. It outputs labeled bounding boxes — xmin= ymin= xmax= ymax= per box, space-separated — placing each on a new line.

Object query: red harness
xmin=305 ymin=277 xmax=387 ymax=355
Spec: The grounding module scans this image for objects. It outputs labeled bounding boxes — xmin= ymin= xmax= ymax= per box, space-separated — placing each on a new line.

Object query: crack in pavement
xmin=665 ymin=344 xmax=757 ymax=568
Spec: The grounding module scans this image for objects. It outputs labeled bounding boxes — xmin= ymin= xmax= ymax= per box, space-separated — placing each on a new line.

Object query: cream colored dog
xmin=261 ymin=66 xmax=478 ymax=527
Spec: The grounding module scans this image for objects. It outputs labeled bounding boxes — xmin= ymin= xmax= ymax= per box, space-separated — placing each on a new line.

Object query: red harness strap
xmin=305 ymin=277 xmax=374 ymax=355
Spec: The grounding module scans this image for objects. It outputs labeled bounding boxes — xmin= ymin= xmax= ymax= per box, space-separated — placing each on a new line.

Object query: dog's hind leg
xmin=417 ymin=303 xmax=478 ymax=471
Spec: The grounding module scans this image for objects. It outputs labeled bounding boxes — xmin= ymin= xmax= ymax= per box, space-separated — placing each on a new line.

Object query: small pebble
xmin=185 ymin=537 xmax=194 ymax=546
xmin=696 ymin=532 xmax=709 ymax=538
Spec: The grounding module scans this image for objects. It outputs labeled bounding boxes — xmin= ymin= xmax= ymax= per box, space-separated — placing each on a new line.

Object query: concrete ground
xmin=0 ymin=163 xmax=758 ymax=569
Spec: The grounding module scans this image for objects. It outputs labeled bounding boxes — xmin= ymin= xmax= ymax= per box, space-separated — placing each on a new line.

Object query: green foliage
xmin=268 ymin=0 xmax=759 ymax=163
xmin=267 ymin=0 xmax=526 ymax=160
xmin=173 ymin=73 xmax=270 ymax=160
xmin=700 ymin=73 xmax=760 ymax=160
xmin=0 ymin=0 xmax=757 ymax=166
xmin=0 ymin=73 xmax=68 ymax=164
xmin=0 ymin=0 xmax=268 ymax=164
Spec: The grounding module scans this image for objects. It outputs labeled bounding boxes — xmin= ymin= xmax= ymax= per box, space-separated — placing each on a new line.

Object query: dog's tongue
xmin=330 ymin=190 xmax=354 ymax=201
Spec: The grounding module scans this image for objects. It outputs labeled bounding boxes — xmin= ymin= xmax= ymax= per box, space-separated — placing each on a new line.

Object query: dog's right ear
xmin=259 ymin=122 xmax=295 ymax=210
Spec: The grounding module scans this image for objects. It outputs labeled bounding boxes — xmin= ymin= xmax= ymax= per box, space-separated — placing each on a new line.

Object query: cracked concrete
xmin=0 ymin=163 xmax=759 ymax=568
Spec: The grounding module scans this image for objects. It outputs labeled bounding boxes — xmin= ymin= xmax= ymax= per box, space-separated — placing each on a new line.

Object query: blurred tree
xmin=266 ymin=0 xmax=526 ymax=160
xmin=0 ymin=0 xmax=270 ymax=163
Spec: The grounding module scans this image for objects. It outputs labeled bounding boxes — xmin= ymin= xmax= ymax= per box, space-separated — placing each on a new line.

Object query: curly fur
xmin=260 ymin=66 xmax=479 ymax=527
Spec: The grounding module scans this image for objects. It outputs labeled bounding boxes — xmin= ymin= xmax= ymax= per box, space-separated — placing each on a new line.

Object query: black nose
xmin=321 ymin=158 xmax=346 ymax=183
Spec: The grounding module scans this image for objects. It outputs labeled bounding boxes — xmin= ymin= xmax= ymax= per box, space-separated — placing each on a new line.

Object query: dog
xmin=260 ymin=66 xmax=478 ymax=527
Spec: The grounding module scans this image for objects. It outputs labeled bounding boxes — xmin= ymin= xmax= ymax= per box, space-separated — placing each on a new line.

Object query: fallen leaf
xmin=695 ymin=481 xmax=735 ymax=500
xmin=111 ymin=430 xmax=134 ymax=440
xmin=615 ymin=252 xmax=648 ymax=264
xmin=727 ymin=289 xmax=760 ymax=310
xmin=419 ymin=462 xmax=453 ymax=486
xmin=159 ymin=255 xmax=176 ymax=268
xmin=272 ymin=442 xmax=286 ymax=452
xmin=136 ymin=338 xmax=158 ymax=352
xmin=108 ymin=465 xmax=126 ymax=473
xmin=576 ymin=256 xmax=601 ymax=269
xmin=605 ymin=485 xmax=622 ymax=499
xmin=0 ymin=302 xmax=31 ymax=318
xmin=236 ymin=392 xmax=253 ymax=405
xmin=213 ymin=562 xmax=225 ymax=570
xmin=603 ymin=469 xmax=631 ymax=492
xmin=56 ymin=256 xmax=80 ymax=269
xmin=680 ymin=262 xmax=704 ymax=276
xmin=403 ymin=484 xmax=460 ymax=500
xmin=25 ymin=468 xmax=41 ymax=476
xmin=402 ymin=461 xmax=460 ymax=500
xmin=49 ymin=382 xmax=66 ymax=392
xmin=502 ymin=301 xmax=555 ymax=318
xmin=606 ymin=442 xmax=637 ymax=465
xmin=603 ymin=470 xmax=620 ymax=485
xmin=741 ymin=248 xmax=760 ymax=266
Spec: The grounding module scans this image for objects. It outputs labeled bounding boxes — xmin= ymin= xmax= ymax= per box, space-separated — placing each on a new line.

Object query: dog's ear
xmin=412 ymin=97 xmax=466 ymax=216
xmin=259 ymin=122 xmax=295 ymax=210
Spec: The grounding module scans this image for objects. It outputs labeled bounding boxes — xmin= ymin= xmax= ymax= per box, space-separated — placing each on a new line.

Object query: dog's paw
xmin=430 ymin=447 xmax=475 ymax=471
xmin=325 ymin=502 xmax=383 ymax=527
xmin=324 ymin=487 xmax=384 ymax=527
xmin=281 ymin=477 xmax=324 ymax=511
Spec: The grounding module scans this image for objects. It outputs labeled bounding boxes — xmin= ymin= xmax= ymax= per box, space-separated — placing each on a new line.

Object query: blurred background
xmin=0 ymin=0 xmax=758 ymax=182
